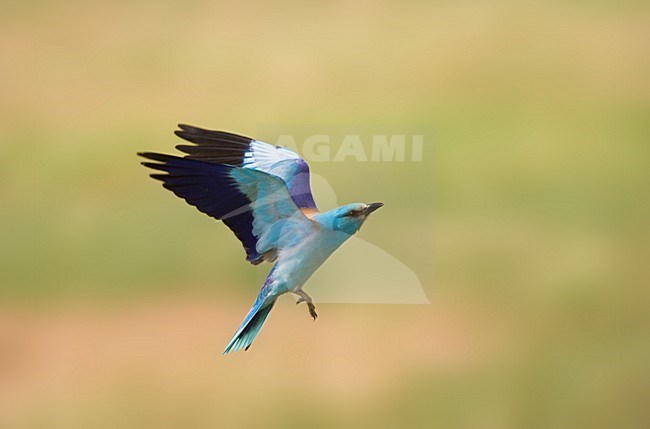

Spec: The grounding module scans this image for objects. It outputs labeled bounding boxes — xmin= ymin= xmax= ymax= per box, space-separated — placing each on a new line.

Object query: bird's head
xmin=324 ymin=202 xmax=384 ymax=235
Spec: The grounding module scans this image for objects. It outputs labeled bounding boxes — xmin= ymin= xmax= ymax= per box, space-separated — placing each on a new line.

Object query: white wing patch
xmin=242 ymin=140 xmax=301 ymax=173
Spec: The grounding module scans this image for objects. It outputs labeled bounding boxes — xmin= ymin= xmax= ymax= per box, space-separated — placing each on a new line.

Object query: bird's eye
xmin=347 ymin=209 xmax=362 ymax=217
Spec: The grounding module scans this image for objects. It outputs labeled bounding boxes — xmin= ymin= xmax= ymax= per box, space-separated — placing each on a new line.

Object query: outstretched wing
xmin=174 ymin=124 xmax=318 ymax=215
xmin=139 ymin=152 xmax=316 ymax=265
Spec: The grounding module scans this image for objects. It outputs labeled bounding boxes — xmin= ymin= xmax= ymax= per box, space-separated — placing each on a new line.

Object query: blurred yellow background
xmin=1 ymin=1 xmax=649 ymax=428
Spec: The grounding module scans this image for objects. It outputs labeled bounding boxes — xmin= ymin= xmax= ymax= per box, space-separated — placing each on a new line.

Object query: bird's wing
xmin=173 ymin=124 xmax=318 ymax=216
xmin=139 ymin=152 xmax=316 ymax=265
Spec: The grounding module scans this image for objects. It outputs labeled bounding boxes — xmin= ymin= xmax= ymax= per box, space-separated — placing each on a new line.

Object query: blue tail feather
xmin=223 ymin=298 xmax=276 ymax=354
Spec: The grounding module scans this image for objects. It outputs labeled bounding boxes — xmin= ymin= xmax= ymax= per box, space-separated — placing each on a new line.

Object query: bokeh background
xmin=2 ymin=1 xmax=649 ymax=428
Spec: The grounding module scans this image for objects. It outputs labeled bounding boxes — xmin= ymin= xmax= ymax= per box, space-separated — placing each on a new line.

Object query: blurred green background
xmin=1 ymin=1 xmax=649 ymax=428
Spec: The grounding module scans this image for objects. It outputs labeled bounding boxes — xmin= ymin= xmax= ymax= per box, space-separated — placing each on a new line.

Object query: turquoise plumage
xmin=139 ymin=125 xmax=383 ymax=353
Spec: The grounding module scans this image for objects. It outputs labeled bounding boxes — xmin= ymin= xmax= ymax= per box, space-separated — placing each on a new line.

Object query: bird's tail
xmin=223 ymin=298 xmax=277 ymax=354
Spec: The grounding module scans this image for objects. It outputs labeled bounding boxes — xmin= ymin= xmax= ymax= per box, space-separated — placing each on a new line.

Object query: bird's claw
xmin=294 ymin=291 xmax=317 ymax=320
xmin=307 ymin=302 xmax=318 ymax=321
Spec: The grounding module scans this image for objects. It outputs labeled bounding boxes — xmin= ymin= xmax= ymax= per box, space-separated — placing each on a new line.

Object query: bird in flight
xmin=138 ymin=124 xmax=383 ymax=354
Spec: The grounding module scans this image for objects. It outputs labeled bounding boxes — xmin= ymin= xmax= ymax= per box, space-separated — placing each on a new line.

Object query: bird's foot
xmin=307 ymin=302 xmax=318 ymax=321
xmin=294 ymin=290 xmax=318 ymax=321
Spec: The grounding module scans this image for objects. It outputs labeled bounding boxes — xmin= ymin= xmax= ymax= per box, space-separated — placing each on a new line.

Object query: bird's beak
xmin=364 ymin=202 xmax=384 ymax=215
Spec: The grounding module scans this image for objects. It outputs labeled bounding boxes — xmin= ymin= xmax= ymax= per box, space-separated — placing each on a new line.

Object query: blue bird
xmin=139 ymin=124 xmax=383 ymax=354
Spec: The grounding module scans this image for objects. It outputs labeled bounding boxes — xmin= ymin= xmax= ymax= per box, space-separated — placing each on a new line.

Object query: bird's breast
xmin=273 ymin=228 xmax=353 ymax=290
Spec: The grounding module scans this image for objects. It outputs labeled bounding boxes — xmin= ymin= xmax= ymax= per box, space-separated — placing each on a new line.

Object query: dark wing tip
xmin=138 ymin=152 xmax=178 ymax=163
xmin=141 ymin=161 xmax=169 ymax=171
xmin=175 ymin=123 xmax=212 ymax=137
xmin=174 ymin=124 xmax=253 ymax=144
xmin=149 ymin=173 xmax=168 ymax=182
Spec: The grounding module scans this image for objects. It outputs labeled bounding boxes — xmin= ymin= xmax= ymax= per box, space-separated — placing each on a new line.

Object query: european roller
xmin=138 ymin=124 xmax=383 ymax=354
